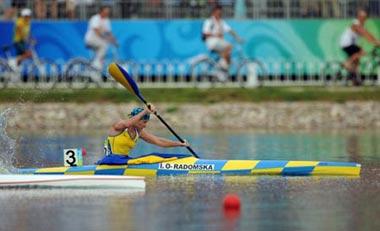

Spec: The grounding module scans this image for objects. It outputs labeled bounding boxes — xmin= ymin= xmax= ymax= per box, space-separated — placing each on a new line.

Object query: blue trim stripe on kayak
xmin=17 ymin=168 xmax=37 ymax=174
xmin=95 ymin=168 xmax=126 ymax=175
xmin=66 ymin=165 xmax=97 ymax=173
xmin=317 ymin=162 xmax=359 ymax=167
xmin=127 ymin=163 xmax=160 ymax=169
xmin=282 ymin=166 xmax=314 ymax=176
xmin=255 ymin=160 xmax=288 ymax=169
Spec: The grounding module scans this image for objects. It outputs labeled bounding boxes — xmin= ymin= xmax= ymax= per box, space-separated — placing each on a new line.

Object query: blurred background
xmin=0 ymin=0 xmax=380 ymax=88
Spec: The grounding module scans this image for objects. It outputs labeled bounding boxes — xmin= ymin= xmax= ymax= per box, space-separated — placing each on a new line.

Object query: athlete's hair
xmin=356 ymin=8 xmax=368 ymax=17
xmin=211 ymin=5 xmax=222 ymax=14
xmin=99 ymin=5 xmax=111 ymax=13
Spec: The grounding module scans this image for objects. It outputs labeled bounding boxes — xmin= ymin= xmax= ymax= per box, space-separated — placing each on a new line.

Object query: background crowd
xmin=1 ymin=0 xmax=380 ymax=20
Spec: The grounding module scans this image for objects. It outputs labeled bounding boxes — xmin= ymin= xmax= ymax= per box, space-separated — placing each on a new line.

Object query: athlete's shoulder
xmin=203 ymin=17 xmax=212 ymax=24
xmin=16 ymin=18 xmax=24 ymax=25
xmin=352 ymin=19 xmax=360 ymax=26
xmin=89 ymin=14 xmax=100 ymax=22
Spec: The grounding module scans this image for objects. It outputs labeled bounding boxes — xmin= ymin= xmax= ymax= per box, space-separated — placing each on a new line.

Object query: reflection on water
xmin=1 ymin=129 xmax=380 ymax=231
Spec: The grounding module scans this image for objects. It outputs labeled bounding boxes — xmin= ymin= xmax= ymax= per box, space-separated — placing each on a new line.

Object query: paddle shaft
xmin=138 ymin=96 xmax=199 ymax=158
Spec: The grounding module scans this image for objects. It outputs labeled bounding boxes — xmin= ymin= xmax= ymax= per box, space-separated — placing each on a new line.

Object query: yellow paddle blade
xmin=108 ymin=62 xmax=135 ymax=94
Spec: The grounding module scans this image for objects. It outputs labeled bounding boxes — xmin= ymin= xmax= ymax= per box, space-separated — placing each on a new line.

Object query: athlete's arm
xmin=229 ymin=30 xmax=243 ymax=43
xmin=108 ymin=109 xmax=151 ymax=135
xmin=93 ymin=27 xmax=104 ymax=38
xmin=105 ymin=33 xmax=117 ymax=45
xmin=140 ymin=130 xmax=189 ymax=148
xmin=352 ymin=24 xmax=380 ymax=45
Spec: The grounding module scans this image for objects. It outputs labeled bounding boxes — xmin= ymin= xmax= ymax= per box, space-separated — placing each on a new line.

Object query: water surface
xmin=1 ymin=129 xmax=379 ymax=231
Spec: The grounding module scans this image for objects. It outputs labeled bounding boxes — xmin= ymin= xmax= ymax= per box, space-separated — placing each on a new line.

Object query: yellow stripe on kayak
xmin=251 ymin=168 xmax=283 ymax=175
xmin=286 ymin=161 xmax=319 ymax=167
xmin=166 ymin=157 xmax=198 ymax=164
xmin=95 ymin=165 xmax=128 ymax=170
xmin=128 ymin=156 xmax=178 ymax=165
xmin=35 ymin=167 xmax=69 ymax=173
xmin=222 ymin=160 xmax=259 ymax=171
xmin=123 ymin=169 xmax=157 ymax=176
xmin=312 ymin=166 xmax=361 ymax=176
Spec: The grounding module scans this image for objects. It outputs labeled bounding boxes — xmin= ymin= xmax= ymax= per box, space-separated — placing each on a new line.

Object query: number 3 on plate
xmin=64 ymin=148 xmax=83 ymax=167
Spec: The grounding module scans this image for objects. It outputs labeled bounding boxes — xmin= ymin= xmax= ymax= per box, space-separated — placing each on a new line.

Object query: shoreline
xmin=1 ymin=102 xmax=379 ymax=131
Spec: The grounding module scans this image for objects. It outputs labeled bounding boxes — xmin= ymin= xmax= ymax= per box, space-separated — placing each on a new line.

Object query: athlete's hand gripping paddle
xmin=108 ymin=63 xmax=199 ymax=158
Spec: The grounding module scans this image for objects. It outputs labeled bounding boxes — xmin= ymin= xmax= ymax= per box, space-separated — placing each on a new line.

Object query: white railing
xmin=1 ymin=60 xmax=379 ymax=88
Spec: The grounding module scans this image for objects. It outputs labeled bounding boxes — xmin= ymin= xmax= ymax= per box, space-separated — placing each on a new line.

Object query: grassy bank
xmin=0 ymin=87 xmax=380 ymax=103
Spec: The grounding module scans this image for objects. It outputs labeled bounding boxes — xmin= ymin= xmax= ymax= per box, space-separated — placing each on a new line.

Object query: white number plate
xmin=63 ymin=148 xmax=83 ymax=167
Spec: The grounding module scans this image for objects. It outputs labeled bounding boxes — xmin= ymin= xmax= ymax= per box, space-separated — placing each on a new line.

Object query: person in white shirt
xmin=84 ymin=5 xmax=117 ymax=70
xmin=340 ymin=9 xmax=380 ymax=78
xmin=202 ymin=5 xmax=242 ymax=70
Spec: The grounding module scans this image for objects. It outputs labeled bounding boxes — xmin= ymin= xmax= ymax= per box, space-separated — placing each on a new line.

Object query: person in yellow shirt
xmin=97 ymin=104 xmax=189 ymax=165
xmin=13 ymin=8 xmax=33 ymax=65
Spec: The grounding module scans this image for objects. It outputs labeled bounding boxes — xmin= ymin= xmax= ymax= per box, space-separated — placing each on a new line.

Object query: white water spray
xmin=0 ymin=108 xmax=17 ymax=173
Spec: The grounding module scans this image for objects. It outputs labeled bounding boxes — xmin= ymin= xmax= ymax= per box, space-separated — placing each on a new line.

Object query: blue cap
xmin=130 ymin=107 xmax=150 ymax=121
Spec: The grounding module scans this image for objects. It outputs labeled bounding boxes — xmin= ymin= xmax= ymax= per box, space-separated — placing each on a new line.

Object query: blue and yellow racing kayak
xmin=18 ymin=153 xmax=361 ymax=176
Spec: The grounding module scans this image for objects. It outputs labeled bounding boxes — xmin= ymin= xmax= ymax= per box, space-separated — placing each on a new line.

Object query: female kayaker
xmin=97 ymin=103 xmax=189 ymax=164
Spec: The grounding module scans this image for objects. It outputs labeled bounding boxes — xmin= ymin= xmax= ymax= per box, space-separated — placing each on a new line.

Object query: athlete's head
xmin=99 ymin=5 xmax=111 ymax=18
xmin=130 ymin=107 xmax=150 ymax=130
xmin=211 ymin=5 xmax=222 ymax=19
xmin=130 ymin=107 xmax=150 ymax=121
xmin=357 ymin=9 xmax=368 ymax=23
xmin=21 ymin=8 xmax=32 ymax=19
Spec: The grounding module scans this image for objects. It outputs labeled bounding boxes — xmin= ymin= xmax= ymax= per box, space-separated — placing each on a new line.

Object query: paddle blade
xmin=108 ymin=63 xmax=141 ymax=98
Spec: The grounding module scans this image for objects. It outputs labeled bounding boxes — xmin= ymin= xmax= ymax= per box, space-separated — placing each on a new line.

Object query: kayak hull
xmin=0 ymin=175 xmax=145 ymax=189
xmin=18 ymin=157 xmax=361 ymax=176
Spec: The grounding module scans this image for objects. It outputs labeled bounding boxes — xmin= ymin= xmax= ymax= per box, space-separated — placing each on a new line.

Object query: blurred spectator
xmin=34 ymin=0 xmax=46 ymax=18
xmin=148 ymin=0 xmax=162 ymax=18
xmin=340 ymin=9 xmax=380 ymax=85
xmin=34 ymin=0 xmax=59 ymax=18
xmin=3 ymin=0 xmax=380 ymax=20
xmin=320 ymin=0 xmax=341 ymax=18
xmin=300 ymin=0 xmax=321 ymax=18
xmin=189 ymin=0 xmax=207 ymax=18
xmin=119 ymin=0 xmax=140 ymax=18
xmin=33 ymin=0 xmax=76 ymax=19
xmin=1 ymin=0 xmax=15 ymax=19
xmin=12 ymin=8 xmax=33 ymax=67
xmin=84 ymin=5 xmax=117 ymax=70
xmin=202 ymin=5 xmax=242 ymax=70
xmin=56 ymin=0 xmax=76 ymax=18
xmin=1 ymin=0 xmax=27 ymax=20
xmin=12 ymin=0 xmax=27 ymax=8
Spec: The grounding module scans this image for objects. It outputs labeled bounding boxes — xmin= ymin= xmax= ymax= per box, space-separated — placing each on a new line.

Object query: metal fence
xmin=2 ymin=0 xmax=380 ymax=20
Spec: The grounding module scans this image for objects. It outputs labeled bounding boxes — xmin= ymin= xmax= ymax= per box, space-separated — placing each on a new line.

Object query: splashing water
xmin=0 ymin=108 xmax=17 ymax=173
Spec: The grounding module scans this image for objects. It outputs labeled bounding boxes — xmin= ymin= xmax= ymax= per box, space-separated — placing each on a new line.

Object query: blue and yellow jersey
xmin=13 ymin=17 xmax=30 ymax=43
xmin=104 ymin=129 xmax=139 ymax=156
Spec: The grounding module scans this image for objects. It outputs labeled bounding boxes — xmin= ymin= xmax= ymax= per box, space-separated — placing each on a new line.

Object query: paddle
xmin=108 ymin=62 xmax=199 ymax=158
